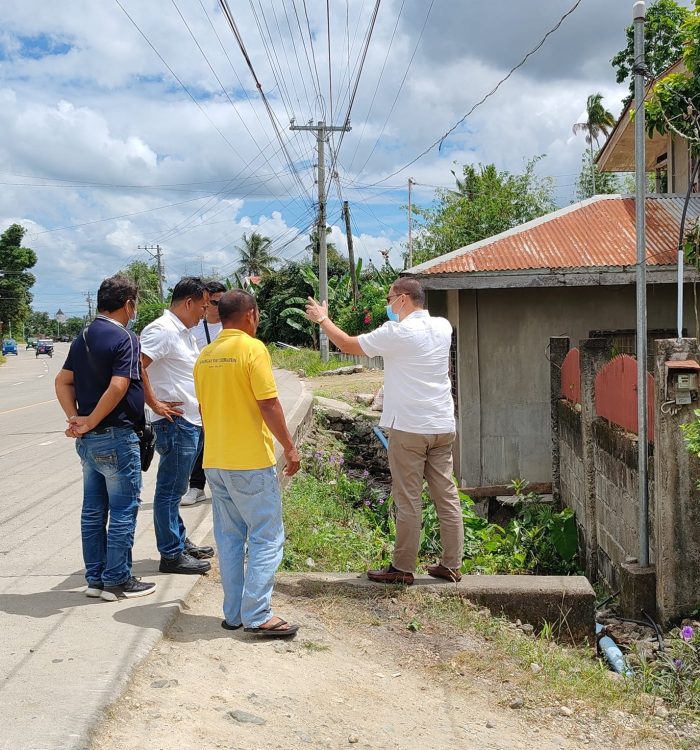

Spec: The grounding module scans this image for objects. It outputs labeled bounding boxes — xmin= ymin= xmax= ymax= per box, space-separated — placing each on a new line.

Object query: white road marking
xmin=38 ymin=441 xmax=55 ymax=446
xmin=13 ymin=382 xmax=24 ymax=385
xmin=37 ymin=374 xmax=45 ymax=379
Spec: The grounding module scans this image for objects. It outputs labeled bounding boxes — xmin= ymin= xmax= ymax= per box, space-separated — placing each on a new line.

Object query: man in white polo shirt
xmin=181 ymin=280 xmax=226 ymax=506
xmin=140 ymin=277 xmax=214 ymax=575
xmin=305 ymin=277 xmax=463 ymax=585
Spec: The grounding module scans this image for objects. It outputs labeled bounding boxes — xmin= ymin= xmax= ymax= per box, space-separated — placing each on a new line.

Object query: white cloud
xmin=0 ymin=0 xmax=658 ymax=314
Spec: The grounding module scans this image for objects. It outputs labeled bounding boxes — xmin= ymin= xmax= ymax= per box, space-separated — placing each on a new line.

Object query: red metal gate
xmin=560 ymin=348 xmax=581 ymax=405
xmin=594 ymin=354 xmax=654 ymax=442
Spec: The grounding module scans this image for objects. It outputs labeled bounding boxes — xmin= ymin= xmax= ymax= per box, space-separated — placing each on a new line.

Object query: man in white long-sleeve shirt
xmin=305 ymin=277 xmax=463 ymax=585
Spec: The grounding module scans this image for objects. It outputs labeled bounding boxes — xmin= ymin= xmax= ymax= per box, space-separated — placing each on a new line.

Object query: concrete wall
xmin=670 ymin=134 xmax=690 ymax=194
xmin=654 ymin=339 xmax=700 ymax=625
xmin=557 ymin=400 xmax=585 ymax=528
xmin=457 ymin=282 xmax=696 ymax=487
xmin=591 ymin=419 xmax=656 ymax=592
xmin=552 ymin=336 xmax=700 ymax=623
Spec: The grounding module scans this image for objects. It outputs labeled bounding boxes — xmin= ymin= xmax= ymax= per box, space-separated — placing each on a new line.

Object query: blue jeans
xmin=76 ymin=427 xmax=141 ymax=587
xmin=153 ymin=417 xmax=202 ymax=559
xmin=206 ymin=466 xmax=284 ymax=628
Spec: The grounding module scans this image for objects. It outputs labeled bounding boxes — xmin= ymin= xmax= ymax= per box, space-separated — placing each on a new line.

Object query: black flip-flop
xmin=221 ymin=620 xmax=243 ymax=631
xmin=244 ymin=618 xmax=299 ymax=638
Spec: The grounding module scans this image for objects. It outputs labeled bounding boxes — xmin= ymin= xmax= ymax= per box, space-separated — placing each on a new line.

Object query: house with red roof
xmin=406 ymin=193 xmax=700 ymax=493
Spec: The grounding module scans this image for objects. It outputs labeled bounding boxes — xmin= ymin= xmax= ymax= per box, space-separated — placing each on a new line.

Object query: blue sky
xmin=0 ymin=0 xmax=682 ymax=318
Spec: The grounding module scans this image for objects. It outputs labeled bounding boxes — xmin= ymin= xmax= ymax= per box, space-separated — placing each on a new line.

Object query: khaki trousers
xmin=388 ymin=428 xmax=464 ymax=574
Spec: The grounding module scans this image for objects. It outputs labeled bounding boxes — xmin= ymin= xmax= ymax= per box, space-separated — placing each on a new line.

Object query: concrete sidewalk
xmin=0 ymin=367 xmax=312 ymax=750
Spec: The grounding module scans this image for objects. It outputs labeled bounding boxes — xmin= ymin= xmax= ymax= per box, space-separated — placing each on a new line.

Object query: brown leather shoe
xmin=367 ymin=565 xmax=414 ymax=585
xmin=426 ymin=563 xmax=462 ymax=582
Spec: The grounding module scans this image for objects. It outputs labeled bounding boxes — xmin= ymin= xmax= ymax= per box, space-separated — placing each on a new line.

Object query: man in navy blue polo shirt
xmin=55 ymin=275 xmax=156 ymax=602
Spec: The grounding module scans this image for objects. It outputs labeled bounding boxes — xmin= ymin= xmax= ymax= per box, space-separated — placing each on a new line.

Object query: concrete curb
xmin=277 ymin=379 xmax=314 ymax=488
xmin=277 ymin=572 xmax=596 ymax=642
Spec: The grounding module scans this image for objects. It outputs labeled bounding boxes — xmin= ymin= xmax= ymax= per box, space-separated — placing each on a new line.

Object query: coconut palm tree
xmin=573 ymin=93 xmax=616 ymax=196
xmin=235 ymin=232 xmax=277 ymax=276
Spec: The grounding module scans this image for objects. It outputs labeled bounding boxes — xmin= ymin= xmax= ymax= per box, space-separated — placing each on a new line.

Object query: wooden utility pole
xmin=138 ymin=244 xmax=165 ymax=302
xmin=290 ymin=120 xmax=350 ymax=361
xmin=343 ymin=201 xmax=358 ymax=304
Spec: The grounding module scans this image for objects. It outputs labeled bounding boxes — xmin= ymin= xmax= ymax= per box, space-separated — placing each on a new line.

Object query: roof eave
xmin=404 ymin=195 xmax=620 ymax=276
xmin=416 ymin=265 xmax=700 ymax=290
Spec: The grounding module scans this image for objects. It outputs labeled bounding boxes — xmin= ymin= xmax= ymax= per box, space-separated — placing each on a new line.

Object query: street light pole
xmin=633 ymin=0 xmax=649 ymax=567
xmin=55 ymin=308 xmax=66 ymax=340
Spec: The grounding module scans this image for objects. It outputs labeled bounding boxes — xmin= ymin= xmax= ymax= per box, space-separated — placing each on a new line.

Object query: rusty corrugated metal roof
xmin=413 ymin=195 xmax=700 ymax=276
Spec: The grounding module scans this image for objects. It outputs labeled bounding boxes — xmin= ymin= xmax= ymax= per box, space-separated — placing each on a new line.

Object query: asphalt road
xmin=0 ymin=344 xmax=310 ymax=750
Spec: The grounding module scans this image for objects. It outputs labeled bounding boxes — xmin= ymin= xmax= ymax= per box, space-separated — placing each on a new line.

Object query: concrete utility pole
xmin=633 ymin=0 xmax=649 ymax=567
xmin=343 ymin=200 xmax=359 ymax=304
xmin=138 ymin=244 xmax=165 ymax=303
xmin=85 ymin=291 xmax=93 ymax=320
xmin=290 ymin=120 xmax=350 ymax=361
xmin=408 ymin=177 xmax=415 ymax=268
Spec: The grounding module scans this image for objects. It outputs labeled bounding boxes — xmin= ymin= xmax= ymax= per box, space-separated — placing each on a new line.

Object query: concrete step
xmin=279 ymin=572 xmax=595 ymax=642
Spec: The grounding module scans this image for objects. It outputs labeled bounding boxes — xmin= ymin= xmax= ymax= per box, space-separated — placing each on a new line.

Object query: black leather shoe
xmin=159 ymin=552 xmax=211 ymax=575
xmin=185 ymin=537 xmax=215 ymax=559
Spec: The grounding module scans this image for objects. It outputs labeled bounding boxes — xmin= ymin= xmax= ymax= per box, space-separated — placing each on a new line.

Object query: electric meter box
xmin=664 ymin=359 xmax=700 ymax=405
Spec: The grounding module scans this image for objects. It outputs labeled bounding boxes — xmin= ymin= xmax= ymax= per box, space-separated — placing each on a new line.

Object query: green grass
xmin=281 ymin=472 xmax=390 ymax=572
xmin=269 ymin=345 xmax=348 ymax=376
xmin=297 ymin=582 xmax=663 ymax=721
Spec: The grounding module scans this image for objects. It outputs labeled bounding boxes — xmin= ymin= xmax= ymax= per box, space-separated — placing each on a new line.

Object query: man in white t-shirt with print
xmin=305 ymin=277 xmax=463 ymax=585
xmin=140 ymin=277 xmax=214 ymax=575
xmin=182 ymin=280 xmax=226 ymax=506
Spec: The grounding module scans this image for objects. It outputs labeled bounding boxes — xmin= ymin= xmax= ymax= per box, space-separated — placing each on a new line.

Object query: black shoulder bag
xmin=82 ymin=326 xmax=156 ymax=472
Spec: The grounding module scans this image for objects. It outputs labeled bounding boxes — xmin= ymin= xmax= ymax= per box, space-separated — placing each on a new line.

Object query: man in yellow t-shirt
xmin=194 ymin=289 xmax=300 ymax=638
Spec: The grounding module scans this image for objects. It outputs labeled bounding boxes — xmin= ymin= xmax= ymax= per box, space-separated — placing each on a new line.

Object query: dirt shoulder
xmin=305 ymin=370 xmax=384 ymax=403
xmin=89 ymin=568 xmax=694 ymax=750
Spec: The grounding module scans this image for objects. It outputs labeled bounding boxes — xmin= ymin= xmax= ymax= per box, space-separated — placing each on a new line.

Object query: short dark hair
xmin=171 ymin=276 xmax=206 ymax=303
xmin=392 ymin=277 xmax=425 ymax=306
xmin=219 ymin=289 xmax=257 ymax=323
xmin=97 ymin=275 xmax=138 ymax=313
xmin=204 ymin=280 xmax=226 ymax=295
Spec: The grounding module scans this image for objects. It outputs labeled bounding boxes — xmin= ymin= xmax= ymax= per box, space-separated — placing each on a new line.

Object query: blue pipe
xmin=372 ymin=426 xmax=389 ymax=450
xmin=596 ymin=623 xmax=633 ymax=677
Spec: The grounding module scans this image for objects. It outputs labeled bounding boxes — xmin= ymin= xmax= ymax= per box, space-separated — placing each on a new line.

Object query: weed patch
xmin=269 ymin=345 xmax=347 ymax=376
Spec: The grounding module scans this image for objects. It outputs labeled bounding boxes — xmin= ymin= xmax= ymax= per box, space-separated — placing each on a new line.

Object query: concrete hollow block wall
xmin=551 ymin=336 xmax=700 ymax=625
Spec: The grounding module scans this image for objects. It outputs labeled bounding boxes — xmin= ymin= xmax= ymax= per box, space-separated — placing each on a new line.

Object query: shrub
xmin=282 ymin=458 xmax=580 ymax=576
xmin=633 ymin=624 xmax=700 ymax=711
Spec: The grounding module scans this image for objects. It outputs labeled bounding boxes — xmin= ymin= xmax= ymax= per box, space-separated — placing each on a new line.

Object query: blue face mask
xmin=385 ymin=304 xmax=400 ymax=322
xmin=126 ymin=301 xmax=137 ymax=330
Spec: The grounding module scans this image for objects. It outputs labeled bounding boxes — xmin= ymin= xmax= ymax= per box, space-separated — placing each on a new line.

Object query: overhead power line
xmin=171 ymin=0 xmax=292 ymax=189
xmin=217 ymin=0 xmax=314 ymax=206
xmin=346 ymin=0 xmax=405 ymax=171
xmin=326 ymin=0 xmax=382 ymax=210
xmin=114 ymin=0 xmax=246 ymax=164
xmin=359 ymin=0 xmax=585 ymax=187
